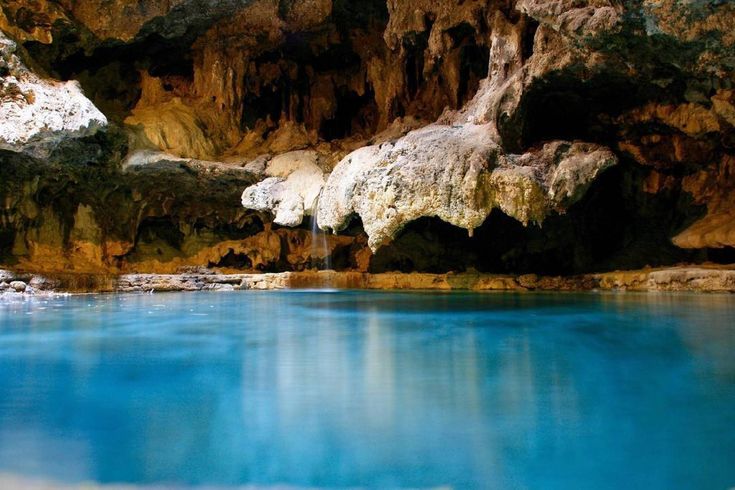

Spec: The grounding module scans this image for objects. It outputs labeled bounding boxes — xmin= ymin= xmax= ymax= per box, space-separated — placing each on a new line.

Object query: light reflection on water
xmin=0 ymin=291 xmax=733 ymax=489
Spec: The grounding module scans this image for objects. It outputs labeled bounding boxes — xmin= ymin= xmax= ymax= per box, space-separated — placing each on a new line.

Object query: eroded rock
xmin=1 ymin=0 xmax=734 ymax=278
xmin=318 ymin=125 xmax=616 ymax=250
xmin=0 ymin=33 xmax=107 ymax=157
xmin=241 ymin=150 xmax=328 ymax=227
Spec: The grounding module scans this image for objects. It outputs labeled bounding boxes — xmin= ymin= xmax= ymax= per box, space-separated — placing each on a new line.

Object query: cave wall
xmin=0 ymin=0 xmax=733 ymax=275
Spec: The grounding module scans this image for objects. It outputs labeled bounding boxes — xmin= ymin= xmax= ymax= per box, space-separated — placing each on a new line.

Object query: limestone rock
xmin=0 ymin=33 xmax=107 ymax=157
xmin=241 ymin=150 xmax=327 ymax=227
xmin=517 ymin=0 xmax=622 ymax=36
xmin=125 ymin=96 xmax=219 ymax=160
xmin=318 ymin=124 xmax=497 ymax=249
xmin=318 ymin=124 xmax=617 ymax=250
xmin=672 ymin=156 xmax=735 ymax=249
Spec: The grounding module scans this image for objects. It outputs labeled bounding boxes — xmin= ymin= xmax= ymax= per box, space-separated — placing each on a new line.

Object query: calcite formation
xmin=0 ymin=32 xmax=107 ymax=157
xmin=241 ymin=150 xmax=329 ymax=227
xmin=0 ymin=0 xmax=733 ymax=278
xmin=318 ymin=125 xmax=616 ymax=250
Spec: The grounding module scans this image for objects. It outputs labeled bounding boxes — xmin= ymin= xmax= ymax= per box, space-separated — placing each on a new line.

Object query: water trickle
xmin=310 ymin=193 xmax=332 ymax=271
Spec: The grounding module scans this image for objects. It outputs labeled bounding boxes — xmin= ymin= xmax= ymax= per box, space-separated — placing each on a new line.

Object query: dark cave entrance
xmin=369 ymin=162 xmax=709 ymax=275
xmin=210 ymin=249 xmax=253 ymax=270
xmin=508 ymin=72 xmax=660 ymax=152
xmin=133 ymin=217 xmax=185 ymax=254
xmin=705 ymin=247 xmax=735 ymax=265
xmin=403 ymin=31 xmax=429 ymax=99
xmin=448 ymin=22 xmax=490 ymax=107
xmin=0 ymin=228 xmax=14 ymax=264
xmin=320 ymin=86 xmax=378 ymax=141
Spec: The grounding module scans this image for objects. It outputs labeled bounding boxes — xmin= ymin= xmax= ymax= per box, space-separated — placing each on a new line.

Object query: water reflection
xmin=0 ymin=292 xmax=733 ymax=488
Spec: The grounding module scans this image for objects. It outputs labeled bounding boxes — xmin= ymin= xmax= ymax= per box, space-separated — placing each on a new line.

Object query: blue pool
xmin=0 ymin=291 xmax=733 ymax=489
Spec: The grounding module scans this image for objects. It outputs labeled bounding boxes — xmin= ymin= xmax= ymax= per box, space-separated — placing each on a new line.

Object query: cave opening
xmin=134 ymin=217 xmax=185 ymax=251
xmin=445 ymin=22 xmax=490 ymax=106
xmin=368 ymin=162 xmax=709 ymax=275
xmin=403 ymin=32 xmax=429 ymax=98
xmin=320 ymin=85 xmax=377 ymax=141
xmin=521 ymin=19 xmax=539 ymax=61
xmin=705 ymin=247 xmax=735 ymax=265
xmin=332 ymin=0 xmax=389 ymax=31
xmin=211 ymin=217 xmax=266 ymax=241
xmin=25 ymin=32 xmax=195 ymax=122
xmin=242 ymin=82 xmax=289 ymax=130
xmin=0 ymin=228 xmax=14 ymax=264
xmin=240 ymin=29 xmax=381 ymax=140
xmin=514 ymin=73 xmax=650 ymax=150
xmin=458 ymin=41 xmax=490 ymax=106
xmin=210 ymin=249 xmax=253 ymax=270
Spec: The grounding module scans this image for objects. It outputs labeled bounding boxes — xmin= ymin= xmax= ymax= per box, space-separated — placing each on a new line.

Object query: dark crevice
xmin=25 ymin=32 xmax=194 ymax=122
xmin=0 ymin=228 xmax=14 ymax=264
xmin=210 ymin=249 xmax=253 ymax=270
xmin=458 ymin=42 xmax=489 ymax=106
xmin=705 ymin=247 xmax=735 ymax=265
xmin=521 ymin=19 xmax=539 ymax=61
xmin=517 ymin=73 xmax=647 ymax=150
xmin=403 ymin=31 xmax=429 ymax=98
xmin=320 ymin=86 xmax=377 ymax=141
xmin=134 ymin=218 xmax=184 ymax=250
xmin=370 ymin=162 xmax=709 ymax=275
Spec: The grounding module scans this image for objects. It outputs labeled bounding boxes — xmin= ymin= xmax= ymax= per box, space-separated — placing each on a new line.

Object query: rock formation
xmin=0 ymin=0 xmax=733 ymax=279
xmin=0 ymin=32 xmax=106 ymax=157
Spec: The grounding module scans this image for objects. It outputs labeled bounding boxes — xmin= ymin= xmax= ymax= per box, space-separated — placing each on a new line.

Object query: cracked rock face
xmin=0 ymin=33 xmax=107 ymax=157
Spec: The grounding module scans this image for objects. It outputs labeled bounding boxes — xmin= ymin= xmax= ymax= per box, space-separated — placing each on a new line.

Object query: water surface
xmin=0 ymin=291 xmax=733 ymax=489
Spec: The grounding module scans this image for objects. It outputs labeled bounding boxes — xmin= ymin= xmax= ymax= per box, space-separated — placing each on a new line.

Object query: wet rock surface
xmin=3 ymin=267 xmax=734 ymax=295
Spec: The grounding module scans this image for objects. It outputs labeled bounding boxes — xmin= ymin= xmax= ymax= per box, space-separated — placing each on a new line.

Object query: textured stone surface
xmin=673 ymin=156 xmax=735 ymax=249
xmin=4 ymin=267 xmax=734 ymax=295
xmin=318 ymin=126 xmax=616 ymax=250
xmin=1 ymin=0 xmax=734 ymax=281
xmin=241 ymin=150 xmax=327 ymax=227
xmin=0 ymin=33 xmax=107 ymax=157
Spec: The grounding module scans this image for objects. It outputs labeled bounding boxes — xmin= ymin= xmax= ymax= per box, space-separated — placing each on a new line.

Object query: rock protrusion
xmin=0 ymin=33 xmax=107 ymax=157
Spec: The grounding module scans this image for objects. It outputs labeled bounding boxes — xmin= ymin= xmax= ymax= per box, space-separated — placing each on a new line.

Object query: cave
xmin=448 ymin=22 xmax=490 ymax=106
xmin=0 ymin=0 xmax=733 ymax=286
xmin=705 ymin=247 xmax=735 ymax=265
xmin=1 ymin=3 xmax=734 ymax=487
xmin=211 ymin=249 xmax=253 ymax=270
xmin=0 ymin=229 xmax=14 ymax=263
xmin=516 ymin=73 xmax=650 ymax=150
xmin=134 ymin=218 xmax=185 ymax=252
xmin=320 ymin=86 xmax=377 ymax=141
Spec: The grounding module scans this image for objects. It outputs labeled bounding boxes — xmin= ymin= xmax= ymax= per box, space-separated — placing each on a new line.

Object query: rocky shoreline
xmin=3 ymin=266 xmax=735 ymax=297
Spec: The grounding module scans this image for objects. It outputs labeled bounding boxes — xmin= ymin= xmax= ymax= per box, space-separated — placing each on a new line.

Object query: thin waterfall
xmin=310 ymin=193 xmax=332 ymax=271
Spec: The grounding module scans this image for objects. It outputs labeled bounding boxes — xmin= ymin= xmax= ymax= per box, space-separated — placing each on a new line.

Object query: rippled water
xmin=0 ymin=291 xmax=733 ymax=489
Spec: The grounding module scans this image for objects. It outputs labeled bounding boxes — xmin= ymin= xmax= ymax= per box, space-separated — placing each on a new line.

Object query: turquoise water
xmin=0 ymin=291 xmax=733 ymax=489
